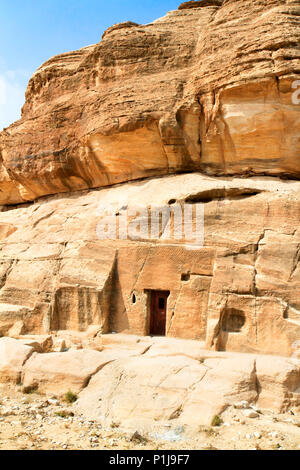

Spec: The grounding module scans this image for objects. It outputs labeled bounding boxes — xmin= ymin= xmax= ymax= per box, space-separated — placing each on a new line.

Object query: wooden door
xmin=150 ymin=291 xmax=169 ymax=336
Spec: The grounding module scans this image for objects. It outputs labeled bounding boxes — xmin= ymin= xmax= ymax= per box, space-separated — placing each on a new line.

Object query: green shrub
xmin=211 ymin=415 xmax=223 ymax=427
xmin=64 ymin=390 xmax=78 ymax=404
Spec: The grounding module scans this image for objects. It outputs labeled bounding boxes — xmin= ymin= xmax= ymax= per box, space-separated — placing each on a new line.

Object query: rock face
xmin=0 ymin=174 xmax=299 ymax=356
xmin=21 ymin=349 xmax=118 ymax=395
xmin=0 ymin=338 xmax=34 ymax=383
xmin=75 ymin=337 xmax=300 ymax=428
xmin=1 ymin=334 xmax=299 ymax=428
xmin=0 ymin=0 xmax=298 ymax=360
xmin=0 ymin=0 xmax=299 ymax=205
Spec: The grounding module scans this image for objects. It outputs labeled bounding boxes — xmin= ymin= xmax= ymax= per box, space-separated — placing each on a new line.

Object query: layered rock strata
xmin=0 ymin=0 xmax=298 ymax=359
xmin=1 ymin=335 xmax=300 ymax=427
xmin=0 ymin=174 xmax=298 ymax=356
xmin=0 ymin=0 xmax=299 ymax=205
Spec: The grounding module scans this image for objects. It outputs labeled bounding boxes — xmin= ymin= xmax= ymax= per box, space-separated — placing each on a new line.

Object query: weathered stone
xmin=8 ymin=321 xmax=25 ymax=337
xmin=234 ymin=401 xmax=249 ymax=410
xmin=75 ymin=348 xmax=300 ymax=429
xmin=243 ymin=410 xmax=259 ymax=419
xmin=52 ymin=339 xmax=67 ymax=353
xmin=0 ymin=0 xmax=299 ymax=205
xmin=0 ymin=338 xmax=34 ymax=383
xmin=76 ymin=355 xmax=209 ymax=428
xmin=177 ymin=356 xmax=258 ymax=426
xmin=0 ymin=174 xmax=298 ymax=356
xmin=256 ymin=356 xmax=300 ymax=412
xmin=21 ymin=348 xmax=144 ymax=396
xmin=0 ymin=1 xmax=298 ymax=362
xmin=18 ymin=335 xmax=53 ymax=353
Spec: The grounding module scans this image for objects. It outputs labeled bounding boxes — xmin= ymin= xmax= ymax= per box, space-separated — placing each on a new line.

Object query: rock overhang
xmin=0 ymin=0 xmax=299 ymax=205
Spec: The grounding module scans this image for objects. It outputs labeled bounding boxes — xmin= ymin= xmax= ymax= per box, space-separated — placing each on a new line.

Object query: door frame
xmin=146 ymin=289 xmax=170 ymax=336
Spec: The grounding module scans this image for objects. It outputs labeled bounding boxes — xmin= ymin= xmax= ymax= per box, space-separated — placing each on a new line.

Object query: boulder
xmin=21 ymin=348 xmax=144 ymax=396
xmin=8 ymin=321 xmax=25 ymax=337
xmin=18 ymin=335 xmax=53 ymax=353
xmin=76 ymin=354 xmax=258 ymax=429
xmin=0 ymin=337 xmax=34 ymax=383
xmin=256 ymin=356 xmax=300 ymax=412
xmin=178 ymin=356 xmax=257 ymax=426
xmin=76 ymin=355 xmax=207 ymax=428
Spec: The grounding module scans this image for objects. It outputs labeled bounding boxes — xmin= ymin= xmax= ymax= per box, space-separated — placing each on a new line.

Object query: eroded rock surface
xmin=0 ymin=0 xmax=299 ymax=205
xmin=21 ymin=349 xmax=113 ymax=395
xmin=0 ymin=338 xmax=34 ymax=383
xmin=73 ymin=336 xmax=300 ymax=427
xmin=0 ymin=334 xmax=299 ymax=430
xmin=0 ymin=173 xmax=299 ymax=356
xmin=0 ymin=1 xmax=298 ymax=362
xmin=0 ymin=1 xmax=298 ymax=442
xmin=0 ymin=381 xmax=300 ymax=450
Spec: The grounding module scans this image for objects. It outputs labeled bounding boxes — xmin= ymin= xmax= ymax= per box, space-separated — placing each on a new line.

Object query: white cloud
xmin=0 ymin=69 xmax=29 ymax=131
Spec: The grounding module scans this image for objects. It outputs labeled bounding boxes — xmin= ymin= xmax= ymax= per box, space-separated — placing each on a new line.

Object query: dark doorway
xmin=149 ymin=290 xmax=169 ymax=336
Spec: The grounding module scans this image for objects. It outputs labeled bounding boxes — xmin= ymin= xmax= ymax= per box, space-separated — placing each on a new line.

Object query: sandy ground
xmin=0 ymin=384 xmax=300 ymax=451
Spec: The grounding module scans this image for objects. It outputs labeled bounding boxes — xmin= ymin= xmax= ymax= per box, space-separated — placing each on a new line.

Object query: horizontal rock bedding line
xmin=0 ymin=335 xmax=299 ymax=429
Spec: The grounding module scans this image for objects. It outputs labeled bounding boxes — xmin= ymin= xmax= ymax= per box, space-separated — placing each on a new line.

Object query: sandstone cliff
xmin=0 ymin=0 xmax=299 ymax=360
xmin=0 ymin=0 xmax=299 ymax=205
xmin=0 ymin=173 xmax=299 ymax=356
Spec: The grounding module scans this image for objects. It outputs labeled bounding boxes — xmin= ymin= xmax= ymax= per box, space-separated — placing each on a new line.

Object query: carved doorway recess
xmin=149 ymin=290 xmax=169 ymax=336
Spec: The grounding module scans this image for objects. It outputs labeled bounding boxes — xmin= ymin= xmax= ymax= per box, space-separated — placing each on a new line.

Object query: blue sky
xmin=0 ymin=0 xmax=179 ymax=130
